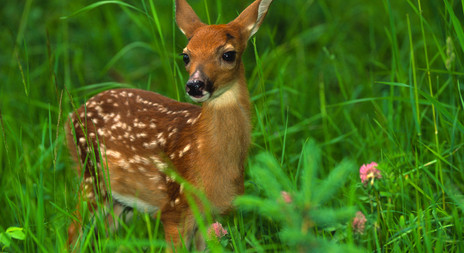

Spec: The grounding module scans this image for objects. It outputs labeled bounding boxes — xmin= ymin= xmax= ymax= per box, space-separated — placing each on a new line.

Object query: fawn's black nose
xmin=186 ymin=80 xmax=205 ymax=97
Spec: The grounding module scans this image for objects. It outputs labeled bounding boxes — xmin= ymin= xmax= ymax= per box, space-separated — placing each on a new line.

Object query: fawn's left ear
xmin=229 ymin=0 xmax=273 ymax=40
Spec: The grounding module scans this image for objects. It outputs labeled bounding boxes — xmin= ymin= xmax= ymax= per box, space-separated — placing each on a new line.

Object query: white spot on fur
xmin=150 ymin=175 xmax=160 ymax=182
xmin=156 ymin=133 xmax=166 ymax=146
xmin=103 ymin=114 xmax=111 ymax=122
xmin=118 ymin=159 xmax=130 ymax=170
xmin=178 ymin=144 xmax=191 ymax=158
xmin=136 ymin=133 xmax=147 ymax=138
xmin=87 ymin=101 xmax=97 ymax=108
xmin=97 ymin=128 xmax=105 ymax=136
xmin=168 ymin=128 xmax=178 ymax=138
xmin=143 ymin=141 xmax=158 ymax=149
xmin=182 ymin=144 xmax=191 ymax=153
xmin=111 ymin=122 xmax=121 ymax=130
xmin=187 ymin=113 xmax=201 ymax=125
xmin=106 ymin=150 xmax=121 ymax=159
xmin=132 ymin=155 xmax=150 ymax=165
xmin=151 ymin=156 xmax=167 ymax=171
xmin=166 ymin=176 xmax=174 ymax=183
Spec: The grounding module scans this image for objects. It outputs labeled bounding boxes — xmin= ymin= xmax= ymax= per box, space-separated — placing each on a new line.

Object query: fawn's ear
xmin=229 ymin=0 xmax=273 ymax=40
xmin=175 ymin=0 xmax=205 ymax=38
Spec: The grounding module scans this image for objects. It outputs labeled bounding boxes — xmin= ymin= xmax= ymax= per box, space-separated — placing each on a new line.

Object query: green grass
xmin=1 ymin=0 xmax=464 ymax=251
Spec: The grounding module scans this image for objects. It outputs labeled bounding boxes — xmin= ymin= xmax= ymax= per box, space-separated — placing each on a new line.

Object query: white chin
xmin=189 ymin=92 xmax=210 ymax=103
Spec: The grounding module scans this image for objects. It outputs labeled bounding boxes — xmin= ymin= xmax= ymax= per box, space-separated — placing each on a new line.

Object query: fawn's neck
xmin=194 ymin=76 xmax=251 ymax=210
xmin=201 ymin=77 xmax=251 ymax=161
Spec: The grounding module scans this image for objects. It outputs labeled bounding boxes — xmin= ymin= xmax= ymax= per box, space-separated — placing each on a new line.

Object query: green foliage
xmin=236 ymin=140 xmax=360 ymax=252
xmin=1 ymin=0 xmax=464 ymax=252
xmin=0 ymin=227 xmax=26 ymax=250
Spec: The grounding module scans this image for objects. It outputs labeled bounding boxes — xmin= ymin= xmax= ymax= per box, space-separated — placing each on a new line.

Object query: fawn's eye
xmin=222 ymin=51 xmax=236 ymax=62
xmin=181 ymin=53 xmax=190 ymax=65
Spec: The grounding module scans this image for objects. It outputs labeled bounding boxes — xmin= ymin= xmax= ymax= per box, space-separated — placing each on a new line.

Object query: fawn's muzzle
xmin=186 ymin=80 xmax=205 ymax=97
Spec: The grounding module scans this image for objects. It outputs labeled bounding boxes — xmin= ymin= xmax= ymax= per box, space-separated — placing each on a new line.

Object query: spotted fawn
xmin=66 ymin=0 xmax=273 ymax=249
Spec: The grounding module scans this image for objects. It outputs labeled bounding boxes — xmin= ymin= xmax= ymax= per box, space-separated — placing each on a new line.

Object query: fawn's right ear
xmin=229 ymin=0 xmax=273 ymax=40
xmin=175 ymin=0 xmax=205 ymax=38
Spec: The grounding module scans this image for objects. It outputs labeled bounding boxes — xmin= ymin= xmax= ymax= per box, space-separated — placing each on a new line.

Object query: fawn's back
xmin=67 ymin=89 xmax=201 ymax=211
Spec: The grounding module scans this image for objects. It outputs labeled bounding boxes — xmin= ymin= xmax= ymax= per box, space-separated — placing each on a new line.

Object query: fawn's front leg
xmin=161 ymin=207 xmax=200 ymax=251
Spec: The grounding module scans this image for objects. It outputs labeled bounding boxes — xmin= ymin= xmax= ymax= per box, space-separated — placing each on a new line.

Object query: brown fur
xmin=66 ymin=0 xmax=273 ymax=250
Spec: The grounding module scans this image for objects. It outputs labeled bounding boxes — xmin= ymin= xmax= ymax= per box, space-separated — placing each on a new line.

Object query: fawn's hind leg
xmin=67 ymin=189 xmax=128 ymax=248
xmin=67 ymin=179 xmax=99 ymax=247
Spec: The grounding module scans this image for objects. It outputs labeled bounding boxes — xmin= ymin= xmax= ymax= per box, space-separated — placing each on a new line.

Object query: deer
xmin=66 ymin=0 xmax=273 ymax=250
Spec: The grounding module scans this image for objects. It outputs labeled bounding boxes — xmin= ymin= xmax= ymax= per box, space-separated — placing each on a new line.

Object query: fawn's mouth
xmin=188 ymin=90 xmax=210 ymax=103
xmin=186 ymin=79 xmax=213 ymax=103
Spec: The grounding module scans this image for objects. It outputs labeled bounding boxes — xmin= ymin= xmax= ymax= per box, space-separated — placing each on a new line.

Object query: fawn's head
xmin=176 ymin=0 xmax=273 ymax=103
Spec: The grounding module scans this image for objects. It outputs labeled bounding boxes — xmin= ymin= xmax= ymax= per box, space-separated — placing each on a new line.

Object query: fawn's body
xmin=67 ymin=0 xmax=272 ymax=249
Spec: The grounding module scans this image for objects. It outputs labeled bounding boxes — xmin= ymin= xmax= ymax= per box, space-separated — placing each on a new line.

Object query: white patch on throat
xmin=111 ymin=191 xmax=158 ymax=213
xmin=207 ymin=81 xmax=241 ymax=108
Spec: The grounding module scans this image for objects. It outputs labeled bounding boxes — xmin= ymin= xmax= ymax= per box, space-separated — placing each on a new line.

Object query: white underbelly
xmin=111 ymin=191 xmax=159 ymax=213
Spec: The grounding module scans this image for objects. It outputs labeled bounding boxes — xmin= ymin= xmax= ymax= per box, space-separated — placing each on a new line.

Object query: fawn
xmin=66 ymin=0 xmax=273 ymax=249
